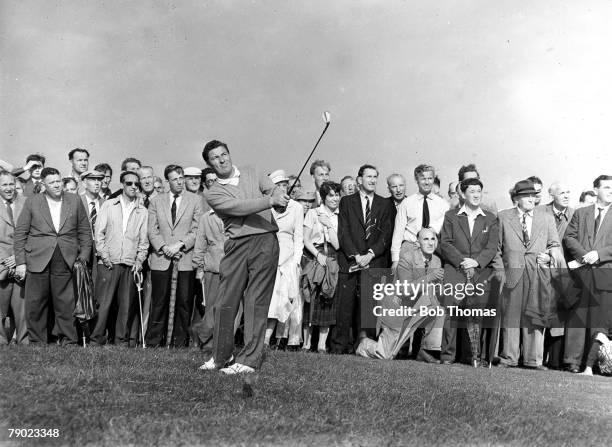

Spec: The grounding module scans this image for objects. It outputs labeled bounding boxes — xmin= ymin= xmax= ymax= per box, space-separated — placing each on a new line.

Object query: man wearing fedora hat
xmin=496 ymin=179 xmax=562 ymax=369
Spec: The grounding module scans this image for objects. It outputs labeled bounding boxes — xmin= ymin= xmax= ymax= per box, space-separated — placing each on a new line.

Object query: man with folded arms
xmin=199 ymin=139 xmax=288 ymax=374
xmin=14 ymin=167 xmax=92 ymax=345
xmin=91 ymin=171 xmax=149 ymax=346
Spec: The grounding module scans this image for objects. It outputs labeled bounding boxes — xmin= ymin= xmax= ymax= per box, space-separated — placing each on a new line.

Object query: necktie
xmin=171 ymin=194 xmax=178 ymax=224
xmin=6 ymin=199 xmax=14 ymax=225
xmin=365 ymin=196 xmax=373 ymax=240
xmin=422 ymin=195 xmax=430 ymax=228
xmin=522 ymin=213 xmax=530 ymax=247
xmin=89 ymin=201 xmax=97 ymax=229
xmin=594 ymin=207 xmax=604 ymax=239
xmin=424 ymin=258 xmax=430 ymax=271
xmin=33 ymin=181 xmax=42 ymax=194
xmin=144 ymin=193 xmax=151 ymax=209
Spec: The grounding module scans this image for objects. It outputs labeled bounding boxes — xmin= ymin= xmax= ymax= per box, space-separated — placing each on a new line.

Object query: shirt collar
xmin=319 ymin=204 xmax=339 ymax=215
xmin=359 ymin=190 xmax=374 ymax=201
xmin=216 ymin=166 xmax=240 ymax=185
xmin=457 ymin=204 xmax=486 ymax=217
xmin=551 ymin=203 xmax=567 ymax=216
xmin=517 ymin=207 xmax=533 ymax=218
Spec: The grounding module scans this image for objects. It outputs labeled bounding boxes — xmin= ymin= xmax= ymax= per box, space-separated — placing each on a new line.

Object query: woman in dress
xmin=302 ymin=181 xmax=341 ymax=353
xmin=265 ymin=170 xmax=304 ymax=350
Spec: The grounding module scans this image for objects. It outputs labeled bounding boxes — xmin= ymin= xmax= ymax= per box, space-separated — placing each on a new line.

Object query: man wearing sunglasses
xmin=91 ymin=171 xmax=149 ymax=346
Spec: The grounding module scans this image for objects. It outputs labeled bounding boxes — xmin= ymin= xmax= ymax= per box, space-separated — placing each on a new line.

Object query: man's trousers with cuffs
xmin=91 ymin=263 xmax=138 ymax=345
xmin=146 ymin=265 xmax=195 ymax=347
xmin=25 ymin=246 xmax=77 ymax=344
xmin=499 ymin=272 xmax=544 ymax=367
xmin=213 ymin=232 xmax=279 ymax=369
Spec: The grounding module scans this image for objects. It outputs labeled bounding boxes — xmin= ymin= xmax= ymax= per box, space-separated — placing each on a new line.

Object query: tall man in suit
xmin=496 ymin=179 xmax=562 ymax=369
xmin=14 ymin=167 xmax=92 ymax=344
xmin=330 ymin=164 xmax=396 ymax=354
xmin=564 ymin=175 xmax=612 ymax=375
xmin=0 ymin=171 xmax=28 ymax=344
xmin=439 ymin=178 xmax=499 ymax=366
xmin=146 ymin=165 xmax=204 ymax=348
xmin=540 ymin=182 xmax=575 ymax=370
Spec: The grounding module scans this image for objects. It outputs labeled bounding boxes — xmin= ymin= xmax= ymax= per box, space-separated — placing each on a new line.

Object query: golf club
xmin=274 ymin=111 xmax=331 ymax=213
xmin=288 ymin=111 xmax=331 ymax=197
xmin=133 ymin=270 xmax=146 ymax=348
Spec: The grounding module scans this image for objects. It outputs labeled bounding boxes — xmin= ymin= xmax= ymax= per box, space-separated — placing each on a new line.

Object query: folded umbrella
xmin=391 ymin=292 xmax=438 ymax=359
xmin=73 ymin=260 xmax=97 ymax=346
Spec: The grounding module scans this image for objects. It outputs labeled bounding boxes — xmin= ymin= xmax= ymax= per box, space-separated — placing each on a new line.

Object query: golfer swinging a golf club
xmin=199 ymin=112 xmax=331 ymax=374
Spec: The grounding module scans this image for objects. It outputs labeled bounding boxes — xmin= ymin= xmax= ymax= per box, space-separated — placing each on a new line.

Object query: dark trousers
xmin=0 ymin=279 xmax=27 ymax=345
xmin=25 ymin=246 xmax=77 ymax=344
xmin=213 ymin=233 xmax=279 ymax=369
xmin=91 ymin=264 xmax=137 ymax=345
xmin=563 ymin=302 xmax=588 ymax=368
xmin=330 ymin=272 xmax=361 ymax=354
xmin=146 ymin=265 xmax=194 ymax=347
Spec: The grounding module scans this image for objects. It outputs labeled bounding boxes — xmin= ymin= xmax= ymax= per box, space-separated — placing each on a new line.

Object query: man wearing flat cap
xmin=79 ymin=169 xmax=106 ymax=287
xmin=496 ymin=179 xmax=562 ymax=369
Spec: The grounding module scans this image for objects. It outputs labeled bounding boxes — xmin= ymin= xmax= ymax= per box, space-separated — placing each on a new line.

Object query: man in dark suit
xmin=564 ymin=175 xmax=612 ymax=375
xmin=330 ymin=164 xmax=396 ymax=354
xmin=14 ymin=167 xmax=92 ymax=344
xmin=439 ymin=178 xmax=499 ymax=366
xmin=146 ymin=164 xmax=204 ymax=348
xmin=540 ymin=182 xmax=576 ymax=370
xmin=0 ymin=171 xmax=28 ymax=344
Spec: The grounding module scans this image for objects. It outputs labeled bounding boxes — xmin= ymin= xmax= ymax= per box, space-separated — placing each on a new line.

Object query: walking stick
xmin=166 ymin=260 xmax=179 ymax=348
xmin=133 ymin=270 xmax=146 ymax=348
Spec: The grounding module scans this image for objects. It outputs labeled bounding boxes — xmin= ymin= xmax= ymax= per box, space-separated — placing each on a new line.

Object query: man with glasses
xmin=146 ymin=165 xmax=203 ymax=348
xmin=91 ymin=171 xmax=149 ymax=346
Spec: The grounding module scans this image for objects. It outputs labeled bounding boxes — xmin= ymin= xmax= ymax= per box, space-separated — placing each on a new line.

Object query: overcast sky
xmin=2 ymin=0 xmax=612 ymax=205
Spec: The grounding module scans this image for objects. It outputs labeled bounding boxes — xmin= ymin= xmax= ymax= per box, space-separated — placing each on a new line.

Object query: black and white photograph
xmin=1 ymin=1 xmax=612 ymax=445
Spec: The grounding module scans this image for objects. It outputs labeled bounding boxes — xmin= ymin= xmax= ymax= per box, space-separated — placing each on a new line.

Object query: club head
xmin=322 ymin=111 xmax=331 ymax=124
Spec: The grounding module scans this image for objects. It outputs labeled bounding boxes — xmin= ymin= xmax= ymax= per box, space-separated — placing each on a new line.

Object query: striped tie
xmin=89 ymin=201 xmax=97 ymax=230
xmin=521 ymin=213 xmax=530 ymax=247
xmin=365 ymin=196 xmax=373 ymax=240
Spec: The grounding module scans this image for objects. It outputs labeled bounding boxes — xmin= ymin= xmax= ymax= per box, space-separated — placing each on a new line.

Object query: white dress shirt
xmin=457 ymin=205 xmax=486 ymax=236
xmin=120 ymin=196 xmax=137 ymax=235
xmin=45 ymin=195 xmax=62 ymax=232
xmin=517 ymin=207 xmax=533 ymax=238
xmin=359 ymin=191 xmax=375 ymax=221
xmin=595 ymin=203 xmax=611 ymax=231
xmin=168 ymin=191 xmax=183 ymax=215
xmin=391 ymin=192 xmax=449 ymax=262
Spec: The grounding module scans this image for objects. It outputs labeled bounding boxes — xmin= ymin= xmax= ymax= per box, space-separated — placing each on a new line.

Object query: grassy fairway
xmin=1 ymin=345 xmax=611 ymax=446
